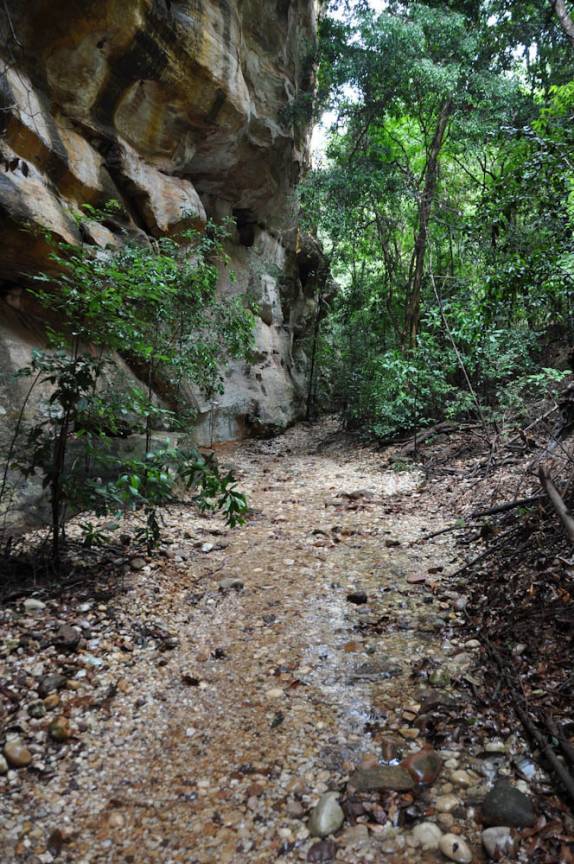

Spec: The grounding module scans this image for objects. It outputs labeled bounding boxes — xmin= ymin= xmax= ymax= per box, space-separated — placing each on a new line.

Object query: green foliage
xmin=4 ymin=221 xmax=254 ymax=559
xmin=304 ymin=0 xmax=574 ymax=439
xmin=89 ymin=444 xmax=247 ymax=553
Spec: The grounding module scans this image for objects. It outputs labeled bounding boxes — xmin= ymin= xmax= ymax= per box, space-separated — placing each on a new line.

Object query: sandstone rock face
xmin=0 ymin=0 xmax=324 ymax=531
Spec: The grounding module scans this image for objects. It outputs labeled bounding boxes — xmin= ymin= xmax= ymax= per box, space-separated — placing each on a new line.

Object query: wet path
xmin=2 ymin=422 xmax=496 ymax=863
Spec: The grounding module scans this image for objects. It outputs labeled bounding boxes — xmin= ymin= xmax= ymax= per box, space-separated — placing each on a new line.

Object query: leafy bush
xmin=2 ymin=221 xmax=254 ymax=560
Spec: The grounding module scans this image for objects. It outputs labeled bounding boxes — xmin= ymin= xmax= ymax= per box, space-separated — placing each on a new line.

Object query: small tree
xmin=4 ymin=219 xmax=254 ymax=561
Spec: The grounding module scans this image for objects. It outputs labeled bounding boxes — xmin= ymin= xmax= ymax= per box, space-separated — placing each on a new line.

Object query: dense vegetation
xmin=1 ymin=219 xmax=253 ymax=561
xmin=304 ymin=0 xmax=574 ymax=439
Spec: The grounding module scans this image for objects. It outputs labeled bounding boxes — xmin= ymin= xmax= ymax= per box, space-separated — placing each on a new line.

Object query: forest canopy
xmin=303 ymin=0 xmax=574 ymax=439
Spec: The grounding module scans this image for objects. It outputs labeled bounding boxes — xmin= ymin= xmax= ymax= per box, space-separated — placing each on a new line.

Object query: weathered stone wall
xmin=0 ymin=0 xmax=321 ymax=451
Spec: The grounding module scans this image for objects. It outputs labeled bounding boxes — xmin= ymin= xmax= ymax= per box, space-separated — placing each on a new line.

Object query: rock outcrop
xmin=0 ymin=0 xmax=323 ymax=458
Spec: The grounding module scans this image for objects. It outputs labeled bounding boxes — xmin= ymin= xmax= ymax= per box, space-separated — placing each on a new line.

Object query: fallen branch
xmin=469 ymin=495 xmax=545 ymax=520
xmin=415 ymin=495 xmax=544 ymax=543
xmin=545 ymin=715 xmax=574 ymax=771
xmin=539 ymin=465 xmax=574 ymax=544
xmin=447 ymin=527 xmax=519 ymax=578
xmin=486 ymin=640 xmax=574 ymax=804
xmin=400 ymin=421 xmax=459 ymax=455
xmin=414 ymin=521 xmax=478 ymax=543
xmin=504 ymin=406 xmax=559 ymax=449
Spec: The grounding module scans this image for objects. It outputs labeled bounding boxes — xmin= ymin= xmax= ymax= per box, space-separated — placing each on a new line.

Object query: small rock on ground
xmin=482 ymin=781 xmax=536 ymax=828
xmin=439 ymin=833 xmax=473 ymax=863
xmin=308 ymin=792 xmax=345 ymax=838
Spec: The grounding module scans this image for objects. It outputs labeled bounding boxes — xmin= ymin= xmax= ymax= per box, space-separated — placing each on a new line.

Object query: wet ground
xmin=0 ymin=421 xmax=544 ymax=862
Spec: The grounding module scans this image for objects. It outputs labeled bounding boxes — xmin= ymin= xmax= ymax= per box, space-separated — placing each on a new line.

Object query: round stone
xmin=28 ymin=701 xmax=47 ymax=719
xmin=439 ymin=833 xmax=473 ymax=863
xmin=435 ymin=794 xmax=459 ymax=813
xmin=23 ymin=598 xmax=46 ymax=612
xmin=412 ymin=822 xmax=442 ymax=850
xmin=266 ymin=689 xmax=284 ymax=699
xmin=43 ymin=693 xmax=61 ymax=710
xmin=4 ymin=740 xmax=32 ymax=768
xmin=49 ymin=716 xmax=72 ymax=741
xmin=482 ymin=826 xmax=514 ymax=859
xmin=308 ymin=792 xmax=345 ymax=838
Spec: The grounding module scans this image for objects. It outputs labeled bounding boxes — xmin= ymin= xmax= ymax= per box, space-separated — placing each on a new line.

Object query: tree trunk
xmin=306 ymin=292 xmax=322 ymax=421
xmin=403 ymin=98 xmax=453 ymax=348
xmin=551 ymin=0 xmax=574 ymax=48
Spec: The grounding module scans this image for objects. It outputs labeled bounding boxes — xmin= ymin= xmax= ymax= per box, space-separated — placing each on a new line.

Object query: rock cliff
xmin=0 ymin=0 xmax=323 ymax=452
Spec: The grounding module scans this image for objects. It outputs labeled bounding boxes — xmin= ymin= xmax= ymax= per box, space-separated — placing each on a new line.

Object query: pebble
xmin=129 ymin=557 xmax=147 ymax=571
xmin=44 ymin=693 xmax=61 ymax=710
xmin=28 ymin=701 xmax=47 ymax=719
xmin=381 ymin=738 xmax=400 ymax=763
xmin=449 ymin=652 xmax=473 ymax=670
xmin=340 ymin=825 xmax=370 ymax=848
xmin=435 ymin=794 xmax=460 ymax=813
xmin=308 ymin=792 xmax=345 ymax=838
xmin=23 ymin=598 xmax=46 ymax=612
xmin=218 ymin=578 xmax=244 ymax=593
xmin=266 ymin=689 xmax=284 ymax=699
xmin=439 ymin=833 xmax=473 ymax=863
xmin=484 ymin=740 xmax=506 ymax=753
xmin=4 ymin=740 xmax=33 ymax=768
xmin=49 ymin=716 xmax=72 ymax=742
xmin=108 ymin=811 xmax=126 ymax=829
xmin=403 ymin=747 xmax=442 ymax=785
xmin=514 ymin=756 xmax=536 ymax=781
xmin=482 ymin=826 xmax=514 ymax=859
xmin=349 ymin=765 xmax=415 ymax=792
xmin=482 ymin=781 xmax=536 ymax=828
xmin=286 ymin=799 xmax=305 ymax=818
xmin=53 ymin=624 xmax=81 ymax=650
xmin=412 ymin=822 xmax=442 ymax=850
xmin=437 ymin=813 xmax=455 ymax=830
xmin=38 ymin=674 xmax=67 ymax=698
xmin=307 ymin=839 xmax=337 ymax=862
xmin=0 ymin=755 xmax=8 ymax=774
xmin=346 ymin=591 xmax=368 ymax=605
xmin=450 ymin=770 xmax=475 ymax=787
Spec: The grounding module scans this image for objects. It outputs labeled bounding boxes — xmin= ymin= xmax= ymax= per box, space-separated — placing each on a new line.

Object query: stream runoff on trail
xmin=1 ymin=420 xmax=543 ymax=863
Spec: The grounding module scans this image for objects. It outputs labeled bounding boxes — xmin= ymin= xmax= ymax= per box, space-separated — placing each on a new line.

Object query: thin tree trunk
xmin=51 ymin=406 xmax=71 ymax=563
xmin=306 ymin=291 xmax=322 ymax=421
xmin=404 ymin=99 xmax=453 ymax=348
xmin=551 ymin=0 xmax=574 ymax=48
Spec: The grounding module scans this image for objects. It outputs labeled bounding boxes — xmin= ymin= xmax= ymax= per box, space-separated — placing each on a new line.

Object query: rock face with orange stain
xmin=0 ymin=0 xmax=328 ymax=531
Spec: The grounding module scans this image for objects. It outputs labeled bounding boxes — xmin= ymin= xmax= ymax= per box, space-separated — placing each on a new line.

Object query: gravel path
xmin=1 ymin=421 xmax=538 ymax=862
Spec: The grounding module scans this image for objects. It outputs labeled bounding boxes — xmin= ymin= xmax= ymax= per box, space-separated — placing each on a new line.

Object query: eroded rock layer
xmin=0 ymin=0 xmax=322 ymax=451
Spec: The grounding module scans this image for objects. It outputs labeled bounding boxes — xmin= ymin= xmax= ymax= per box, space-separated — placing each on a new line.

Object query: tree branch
xmin=539 ymin=465 xmax=574 ymax=544
xmin=550 ymin=0 xmax=574 ymax=49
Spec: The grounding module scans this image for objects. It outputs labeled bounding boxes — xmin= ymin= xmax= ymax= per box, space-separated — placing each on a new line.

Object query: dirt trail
xmin=2 ymin=421 xmax=503 ymax=863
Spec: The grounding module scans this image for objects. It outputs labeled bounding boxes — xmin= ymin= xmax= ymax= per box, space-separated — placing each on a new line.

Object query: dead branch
xmin=486 ymin=639 xmax=574 ymax=804
xmin=469 ymin=495 xmax=545 ymax=520
xmin=447 ymin=526 xmax=519 ymax=578
xmin=504 ymin=406 xmax=559 ymax=450
xmin=539 ymin=465 xmax=574 ymax=544
xmin=414 ymin=495 xmax=544 ymax=544
xmin=545 ymin=715 xmax=574 ymax=771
